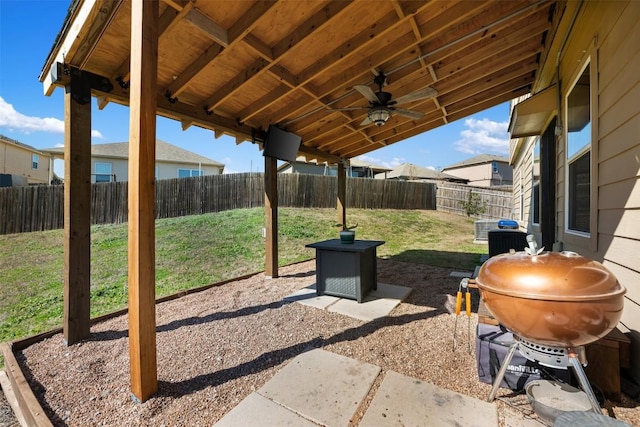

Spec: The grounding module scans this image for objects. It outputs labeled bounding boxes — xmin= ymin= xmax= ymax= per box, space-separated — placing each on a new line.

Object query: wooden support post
xmin=337 ymin=161 xmax=346 ymax=227
xmin=128 ymin=0 xmax=158 ymax=403
xmin=264 ymin=155 xmax=278 ymax=278
xmin=63 ymin=68 xmax=92 ymax=345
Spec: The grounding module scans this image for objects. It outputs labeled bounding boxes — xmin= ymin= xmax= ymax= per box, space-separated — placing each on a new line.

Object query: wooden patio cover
xmin=39 ymin=0 xmax=562 ymax=402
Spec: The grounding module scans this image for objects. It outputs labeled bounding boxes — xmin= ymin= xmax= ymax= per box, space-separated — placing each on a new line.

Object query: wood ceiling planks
xmin=41 ymin=0 xmax=560 ymax=162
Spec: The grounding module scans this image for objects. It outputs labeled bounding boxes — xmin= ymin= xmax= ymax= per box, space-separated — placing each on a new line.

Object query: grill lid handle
xmin=524 ymin=234 xmax=544 ymax=256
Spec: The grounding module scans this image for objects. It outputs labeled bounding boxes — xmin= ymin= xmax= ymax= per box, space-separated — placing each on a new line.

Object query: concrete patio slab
xmin=257 ymin=349 xmax=381 ymax=427
xmin=284 ymin=283 xmax=411 ymax=322
xmin=283 ymin=285 xmax=339 ymax=310
xmin=359 ymin=370 xmax=498 ymax=427
xmin=368 ymin=283 xmax=413 ymax=300
xmin=214 ymin=392 xmax=319 ymax=427
xmin=502 ymin=406 xmax=541 ymax=427
xmin=327 ymin=283 xmax=411 ymax=321
xmin=215 ymin=348 xmax=540 ymax=427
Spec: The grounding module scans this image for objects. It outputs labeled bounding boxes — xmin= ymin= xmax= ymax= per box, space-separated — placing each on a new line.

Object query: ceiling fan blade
xmin=354 ymin=85 xmax=379 ymax=103
xmin=393 ymin=108 xmax=424 ymax=120
xmin=360 ymin=116 xmax=373 ymax=126
xmin=330 ymin=106 xmax=368 ymax=111
xmin=393 ymin=87 xmax=438 ymax=105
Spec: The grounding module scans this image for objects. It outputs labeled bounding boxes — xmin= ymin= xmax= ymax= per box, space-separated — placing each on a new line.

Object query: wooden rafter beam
xmin=242 ymin=34 xmax=273 ymax=61
xmin=112 ymin=2 xmax=195 ymax=86
xmin=163 ymin=1 xmax=278 ymax=101
xmin=72 ymin=0 xmax=124 ymax=70
xmin=298 ymin=144 xmax=341 ymax=164
xmin=205 ymin=1 xmax=353 ymax=115
xmin=164 ymin=43 xmax=224 ymax=99
xmin=162 ymin=0 xmax=190 ymax=11
xmin=346 ymin=85 xmax=532 ymax=159
xmin=203 ymin=58 xmax=270 ymax=111
xmin=184 ymin=8 xmax=229 ymax=46
xmin=276 ymin=1 xmax=544 ymax=134
xmin=430 ymin=20 xmax=550 ymax=78
xmin=236 ymin=2 xmax=429 ymax=131
xmin=48 ymin=65 xmax=256 ymax=142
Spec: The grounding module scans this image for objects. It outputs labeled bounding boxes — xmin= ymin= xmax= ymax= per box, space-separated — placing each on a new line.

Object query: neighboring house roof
xmin=348 ymin=158 xmax=392 ymax=172
xmin=385 ymin=163 xmax=467 ymax=182
xmin=0 ymin=134 xmax=46 ymax=155
xmin=42 ymin=140 xmax=224 ymax=168
xmin=277 ymin=157 xmax=392 ymax=173
xmin=442 ymin=154 xmax=509 ymax=170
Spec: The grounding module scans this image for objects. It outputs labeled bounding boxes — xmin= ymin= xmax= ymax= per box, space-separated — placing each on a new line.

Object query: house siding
xmin=87 ymin=158 xmax=223 ymax=182
xmin=444 ymin=162 xmax=512 ymax=187
xmin=91 ymin=158 xmax=128 ymax=183
xmin=512 ymin=1 xmax=640 ymax=381
xmin=510 ymin=136 xmax=538 ymax=233
xmin=0 ymin=139 xmax=51 ymax=185
xmin=157 ymin=162 xmax=222 ymax=180
xmin=591 ymin=1 xmax=640 ymax=344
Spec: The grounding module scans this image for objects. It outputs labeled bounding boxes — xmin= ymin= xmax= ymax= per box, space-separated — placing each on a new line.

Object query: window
xmin=492 ymin=161 xmax=498 ymax=174
xmin=178 ymin=168 xmax=202 ymax=178
xmin=95 ymin=163 xmax=112 ymax=183
xmin=32 ymin=154 xmax=39 ymax=169
xmin=566 ymin=60 xmax=591 ymax=234
xmin=324 ymin=166 xmax=337 ymax=176
xmin=532 ymin=138 xmax=540 ymax=225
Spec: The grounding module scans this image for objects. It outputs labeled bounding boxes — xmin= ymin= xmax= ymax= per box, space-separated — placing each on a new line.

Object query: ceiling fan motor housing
xmin=368 ymin=105 xmax=391 ymax=126
xmin=375 ymin=91 xmax=393 ymax=105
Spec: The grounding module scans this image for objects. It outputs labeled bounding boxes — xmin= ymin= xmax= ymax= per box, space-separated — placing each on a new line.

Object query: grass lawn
xmin=0 ymin=208 xmax=486 ymax=351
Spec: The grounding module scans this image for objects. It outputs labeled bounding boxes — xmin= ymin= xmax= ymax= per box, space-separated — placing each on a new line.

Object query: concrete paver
xmin=283 ymin=285 xmax=339 ymax=309
xmin=284 ymin=283 xmax=412 ymax=321
xmin=257 ymin=349 xmax=381 ymax=427
xmin=215 ymin=348 xmax=544 ymax=427
xmin=214 ymin=392 xmax=320 ymax=427
xmin=359 ymin=370 xmax=498 ymax=427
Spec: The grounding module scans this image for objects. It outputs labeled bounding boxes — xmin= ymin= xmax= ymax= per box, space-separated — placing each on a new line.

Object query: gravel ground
xmin=6 ymin=260 xmax=640 ymax=426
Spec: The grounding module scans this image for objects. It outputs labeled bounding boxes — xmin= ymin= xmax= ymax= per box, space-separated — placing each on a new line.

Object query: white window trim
xmin=514 ymin=170 xmax=523 ymax=222
xmin=531 ymin=137 xmax=541 ymax=227
xmin=32 ymin=154 xmax=39 ymax=169
xmin=562 ymin=46 xmax=598 ymax=252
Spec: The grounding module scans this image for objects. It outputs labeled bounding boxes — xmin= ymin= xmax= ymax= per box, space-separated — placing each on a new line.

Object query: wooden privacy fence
xmin=436 ymin=182 xmax=513 ymax=219
xmin=0 ymin=173 xmax=437 ymax=234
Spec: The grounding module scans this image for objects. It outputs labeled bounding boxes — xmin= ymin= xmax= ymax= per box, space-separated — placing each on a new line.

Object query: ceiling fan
xmin=335 ymin=71 xmax=438 ymax=127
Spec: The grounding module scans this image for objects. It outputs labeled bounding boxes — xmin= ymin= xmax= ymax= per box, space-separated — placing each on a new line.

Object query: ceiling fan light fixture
xmin=368 ymin=106 xmax=390 ymax=126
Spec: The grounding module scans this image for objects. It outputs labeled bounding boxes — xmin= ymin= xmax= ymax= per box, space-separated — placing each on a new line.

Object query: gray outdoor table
xmin=305 ymin=239 xmax=385 ymax=303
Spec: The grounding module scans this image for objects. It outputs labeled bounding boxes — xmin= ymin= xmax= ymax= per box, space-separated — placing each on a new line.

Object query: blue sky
xmin=0 ymin=0 xmax=511 ymax=175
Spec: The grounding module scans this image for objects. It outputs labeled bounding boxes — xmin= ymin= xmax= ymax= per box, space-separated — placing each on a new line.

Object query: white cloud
xmin=0 ymin=96 xmax=64 ymax=133
xmin=454 ymin=117 xmax=509 ymax=156
xmin=0 ymin=96 xmax=104 ymax=139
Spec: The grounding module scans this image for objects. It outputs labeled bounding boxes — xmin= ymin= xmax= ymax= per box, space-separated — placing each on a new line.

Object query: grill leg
xmin=568 ymin=353 xmax=601 ymax=414
xmin=487 ymin=341 xmax=518 ymax=401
